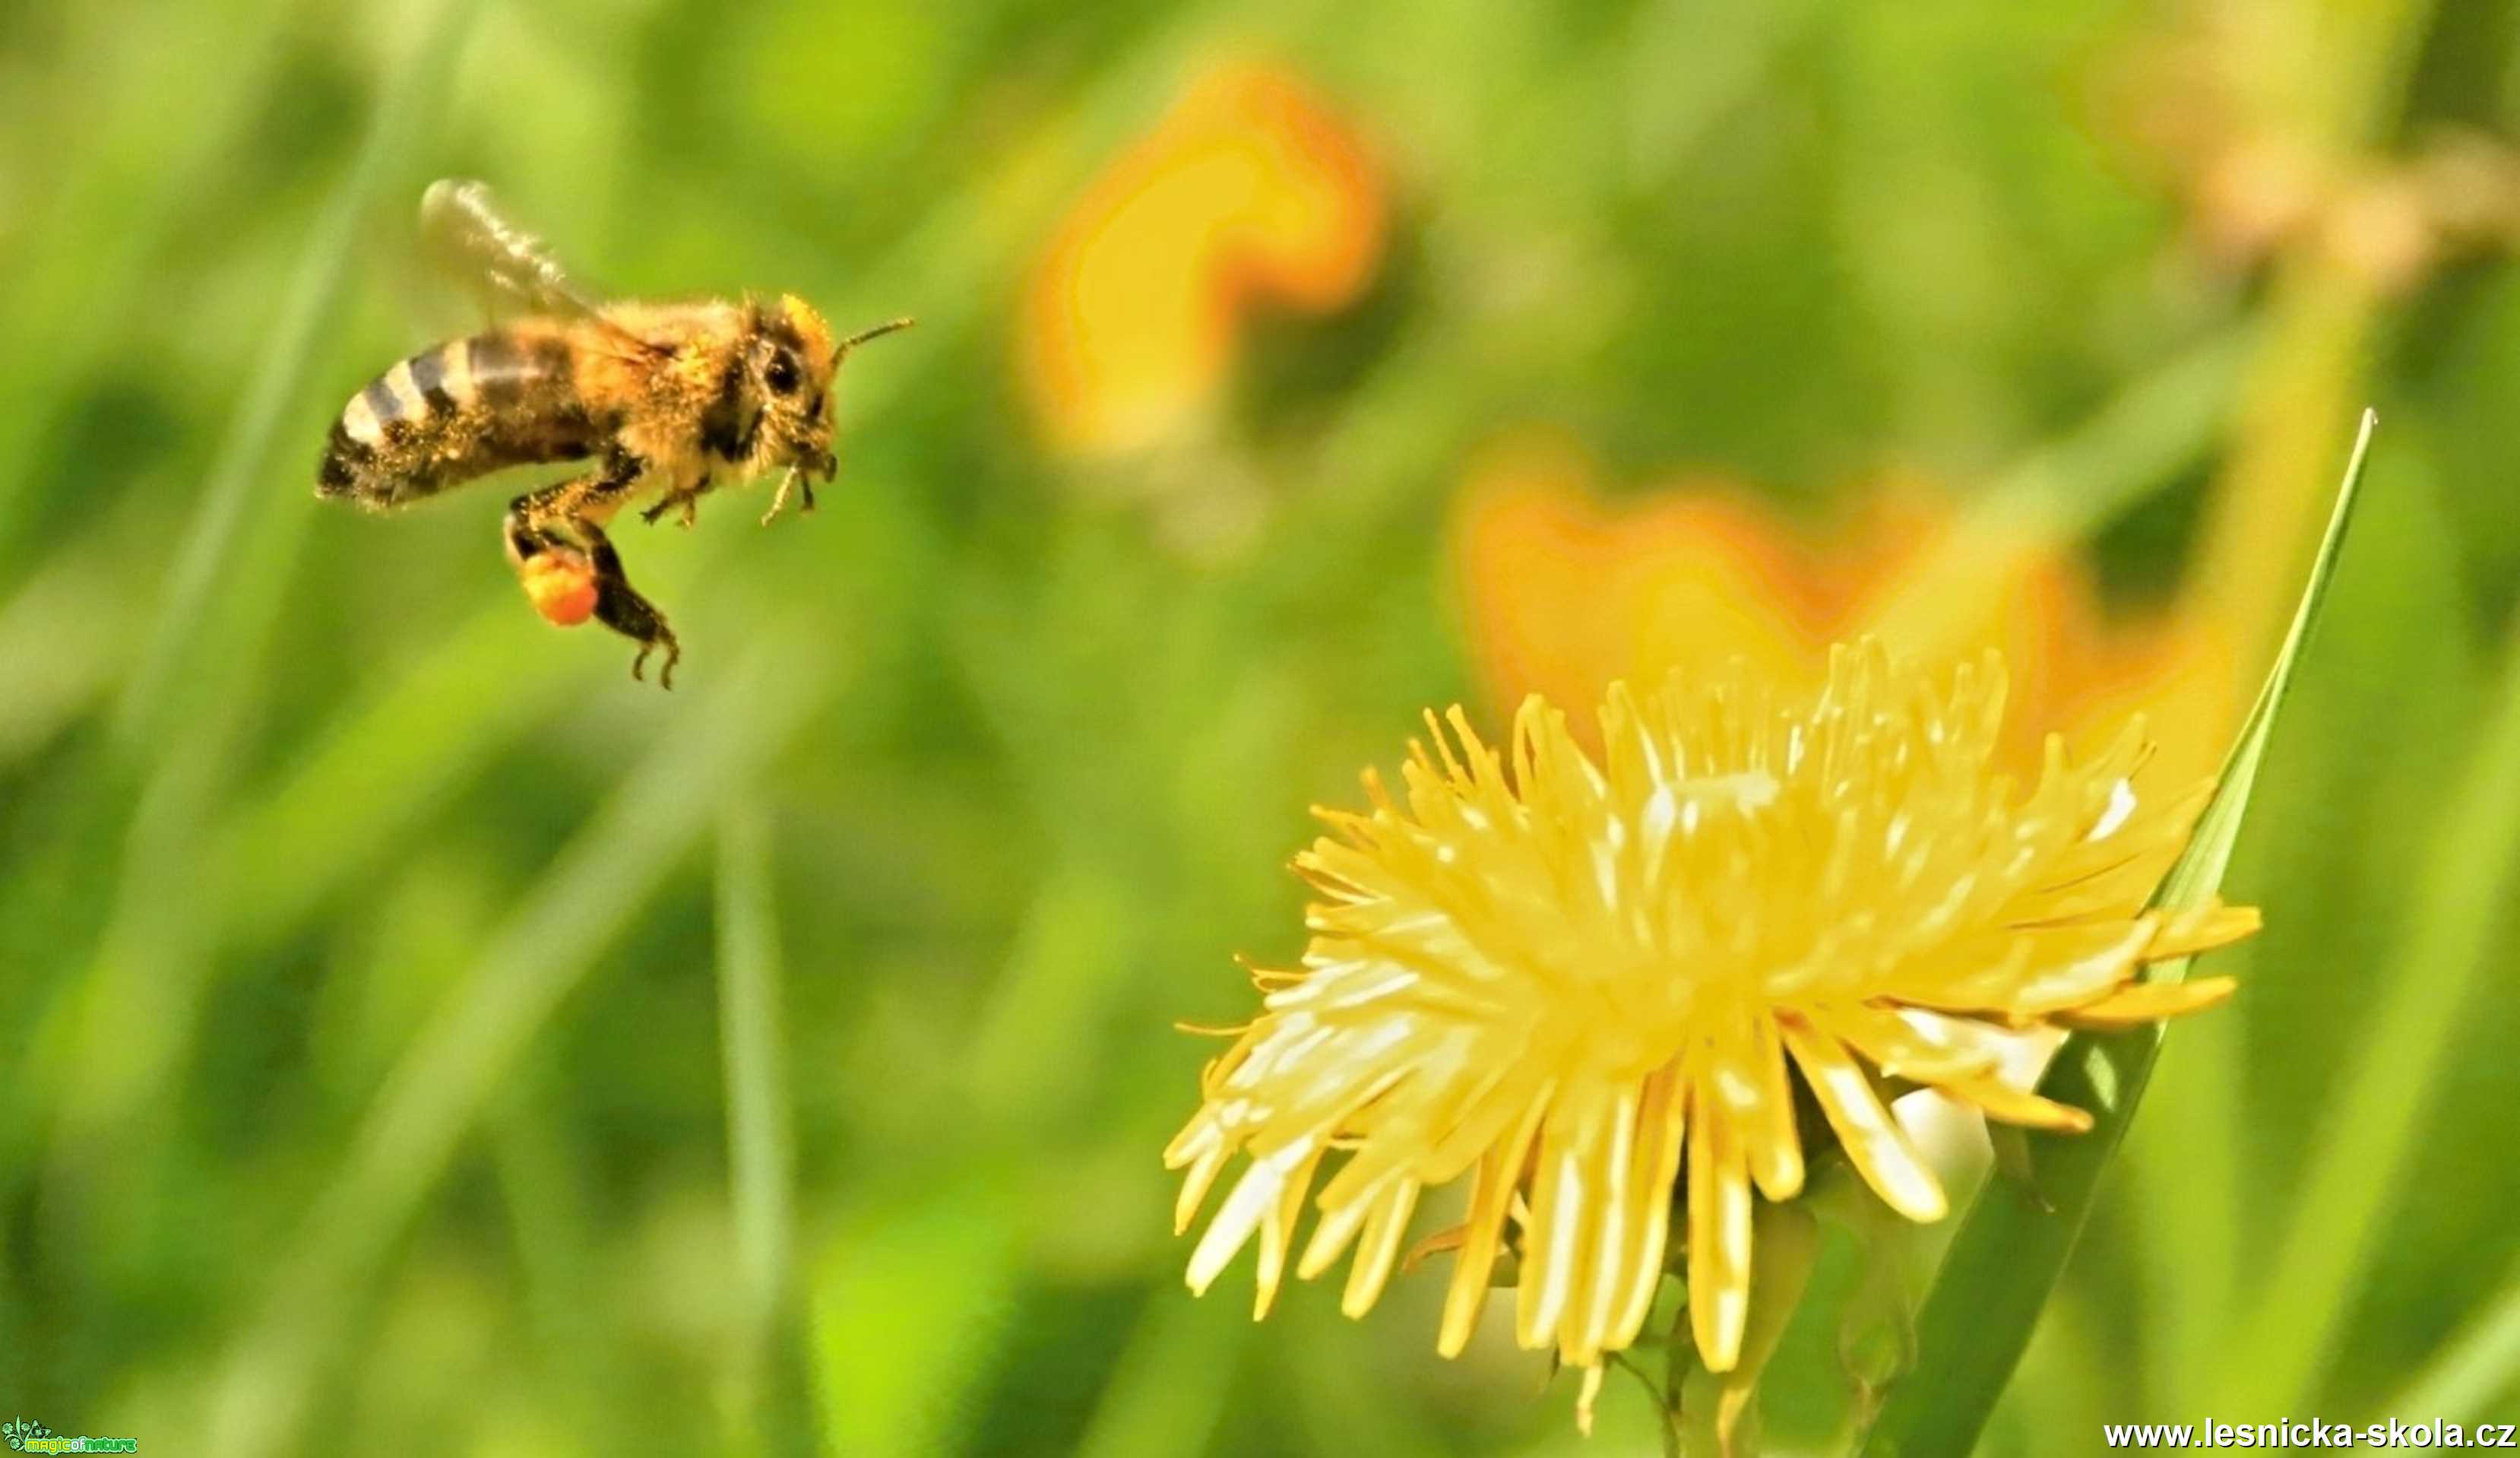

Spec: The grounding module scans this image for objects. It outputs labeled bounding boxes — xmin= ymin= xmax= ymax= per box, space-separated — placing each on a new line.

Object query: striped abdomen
xmin=316 ymin=328 xmax=603 ymax=507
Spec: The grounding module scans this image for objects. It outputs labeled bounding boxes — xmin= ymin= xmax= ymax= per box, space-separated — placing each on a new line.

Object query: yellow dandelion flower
xmin=1165 ymin=642 xmax=2257 ymax=1415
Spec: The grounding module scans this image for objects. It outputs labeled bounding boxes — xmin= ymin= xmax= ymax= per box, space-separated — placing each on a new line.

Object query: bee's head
xmin=741 ymin=295 xmax=913 ymax=483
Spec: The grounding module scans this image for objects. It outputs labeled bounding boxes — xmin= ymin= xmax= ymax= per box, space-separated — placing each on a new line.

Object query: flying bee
xmin=315 ymin=178 xmax=912 ymax=687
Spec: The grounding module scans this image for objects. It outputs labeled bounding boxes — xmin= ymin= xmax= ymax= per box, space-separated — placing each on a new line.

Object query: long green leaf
xmin=2221 ymin=486 xmax=2520 ymax=1416
xmin=1857 ymin=409 xmax=2375 ymax=1458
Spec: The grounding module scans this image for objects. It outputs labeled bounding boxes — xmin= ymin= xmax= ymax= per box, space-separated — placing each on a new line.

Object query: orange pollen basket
xmin=518 ymin=553 xmax=599 ymax=628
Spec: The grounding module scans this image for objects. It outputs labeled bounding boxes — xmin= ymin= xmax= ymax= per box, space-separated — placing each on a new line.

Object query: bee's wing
xmin=421 ymin=178 xmax=612 ymax=319
xmin=420 ymin=179 xmax=668 ymax=361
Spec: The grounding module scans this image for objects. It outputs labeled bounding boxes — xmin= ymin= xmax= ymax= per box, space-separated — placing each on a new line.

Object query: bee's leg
xmin=640 ymin=473 xmax=712 ymax=530
xmin=568 ymin=448 xmax=683 ymax=687
xmin=502 ymin=498 xmax=576 ymax=566
xmin=760 ymin=468 xmax=803 ymax=526
xmin=766 ymin=453 xmax=834 ymax=525
xmin=578 ymin=524 xmax=680 ymax=689
xmin=503 ymin=491 xmax=600 ymax=626
xmin=507 ymin=450 xmax=679 ymax=686
xmin=508 ymin=461 xmax=631 ymax=556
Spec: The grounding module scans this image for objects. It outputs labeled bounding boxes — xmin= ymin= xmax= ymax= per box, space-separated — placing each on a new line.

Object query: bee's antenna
xmin=832 ymin=316 xmax=915 ymax=366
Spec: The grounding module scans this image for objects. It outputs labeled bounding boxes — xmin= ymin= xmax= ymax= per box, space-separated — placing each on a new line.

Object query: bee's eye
xmin=765 ymin=352 xmax=801 ymax=396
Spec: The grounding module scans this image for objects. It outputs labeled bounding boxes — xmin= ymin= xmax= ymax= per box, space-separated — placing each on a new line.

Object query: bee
xmin=315 ymin=179 xmax=911 ymax=688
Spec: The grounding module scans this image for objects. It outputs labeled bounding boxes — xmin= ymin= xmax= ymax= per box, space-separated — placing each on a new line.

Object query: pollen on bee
xmin=517 ymin=550 xmax=599 ymax=627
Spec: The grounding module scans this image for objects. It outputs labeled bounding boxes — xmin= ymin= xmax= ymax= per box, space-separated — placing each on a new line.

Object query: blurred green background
xmin=5 ymin=0 xmax=2520 ymax=1453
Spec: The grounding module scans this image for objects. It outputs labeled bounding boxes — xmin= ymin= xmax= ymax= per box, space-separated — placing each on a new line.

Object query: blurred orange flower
xmin=1452 ymin=431 xmax=2239 ymax=791
xmin=1022 ymin=62 xmax=1385 ymax=455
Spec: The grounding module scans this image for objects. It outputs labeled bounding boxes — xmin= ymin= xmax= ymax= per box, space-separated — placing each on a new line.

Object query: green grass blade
xmin=1857 ymin=409 xmax=2375 ymax=1458
xmin=810 ymin=1184 xmax=1022 ymax=1457
xmin=31 ymin=0 xmax=483 ymax=1171
xmin=210 ymin=602 xmax=604 ymax=948
xmin=714 ymin=800 xmax=815 ymax=1457
xmin=201 ymin=635 xmax=831 ymax=1458
xmin=717 ymin=800 xmax=796 ymax=1327
xmin=0 ymin=0 xmax=302 ymax=562
xmin=2389 ymin=1273 xmax=2520 ymax=1425
xmin=112 ymin=0 xmax=481 ymax=746
xmin=0 ymin=501 xmax=150 ymax=767
xmin=2221 ymin=493 xmax=2520 ymax=1417
xmin=1983 ymin=322 xmax=2253 ymax=537
xmin=1072 ymin=1293 xmax=1248 ymax=1458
